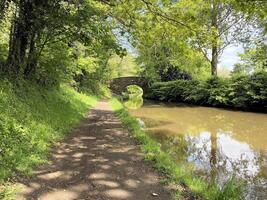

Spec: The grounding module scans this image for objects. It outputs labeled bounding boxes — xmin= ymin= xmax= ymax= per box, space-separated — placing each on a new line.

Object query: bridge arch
xmin=109 ymin=76 xmax=148 ymax=95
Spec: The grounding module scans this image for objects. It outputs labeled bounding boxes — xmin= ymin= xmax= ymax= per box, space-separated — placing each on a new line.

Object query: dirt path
xmin=16 ymin=101 xmax=174 ymax=200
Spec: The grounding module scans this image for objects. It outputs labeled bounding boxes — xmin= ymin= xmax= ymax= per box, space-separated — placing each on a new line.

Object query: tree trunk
xmin=211 ymin=0 xmax=218 ymax=76
xmin=24 ymin=32 xmax=38 ymax=77
xmin=6 ymin=0 xmax=34 ymax=75
xmin=211 ymin=45 xmax=218 ymax=76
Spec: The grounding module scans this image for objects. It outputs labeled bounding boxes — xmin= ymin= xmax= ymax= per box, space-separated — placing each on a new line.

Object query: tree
xmin=0 ymin=0 xmax=123 ymax=84
xmin=232 ymin=0 xmax=267 ymax=74
xmin=178 ymin=0 xmax=253 ymax=76
xmin=115 ymin=0 xmax=255 ymax=76
xmin=233 ymin=44 xmax=267 ymax=74
xmin=108 ymin=54 xmax=139 ymax=77
xmin=115 ymin=5 xmax=210 ymax=80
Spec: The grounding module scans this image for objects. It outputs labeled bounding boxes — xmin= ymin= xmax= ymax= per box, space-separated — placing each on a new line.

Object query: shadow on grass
xmin=0 ymin=84 xmax=96 ymax=182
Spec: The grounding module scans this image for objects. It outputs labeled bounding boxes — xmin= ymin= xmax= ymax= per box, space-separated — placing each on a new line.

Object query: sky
xmin=219 ymin=45 xmax=244 ymax=70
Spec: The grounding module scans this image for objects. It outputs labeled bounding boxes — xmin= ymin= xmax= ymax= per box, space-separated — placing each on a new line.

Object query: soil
xmin=16 ymin=100 xmax=174 ymax=200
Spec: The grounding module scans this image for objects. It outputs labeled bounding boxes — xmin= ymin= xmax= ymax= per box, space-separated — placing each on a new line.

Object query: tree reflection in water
xmin=149 ymin=130 xmax=267 ymax=199
xmin=130 ymin=101 xmax=267 ymax=199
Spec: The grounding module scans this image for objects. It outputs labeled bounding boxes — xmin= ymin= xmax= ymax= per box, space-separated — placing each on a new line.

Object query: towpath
xmin=17 ymin=101 xmax=173 ymax=200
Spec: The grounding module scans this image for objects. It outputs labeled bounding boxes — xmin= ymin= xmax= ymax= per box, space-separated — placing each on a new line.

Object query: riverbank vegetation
xmin=110 ymin=98 xmax=243 ymax=199
xmin=0 ymin=81 xmax=97 ymax=198
xmin=147 ymin=71 xmax=267 ymax=111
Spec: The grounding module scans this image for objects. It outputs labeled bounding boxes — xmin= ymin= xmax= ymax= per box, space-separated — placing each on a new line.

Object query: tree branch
xmin=140 ymin=0 xmax=197 ymax=33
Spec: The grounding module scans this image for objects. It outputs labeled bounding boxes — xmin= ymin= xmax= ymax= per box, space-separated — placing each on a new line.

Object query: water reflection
xmin=129 ymin=101 xmax=267 ymax=199
xmin=122 ymin=85 xmax=143 ymax=109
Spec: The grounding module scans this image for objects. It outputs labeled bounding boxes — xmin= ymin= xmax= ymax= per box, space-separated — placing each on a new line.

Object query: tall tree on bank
xmin=116 ymin=0 xmax=254 ymax=76
xmin=178 ymin=0 xmax=252 ymax=76
xmin=1 ymin=0 xmax=123 ymax=81
xmin=6 ymin=0 xmax=36 ymax=75
xmin=4 ymin=0 xmax=81 ymax=76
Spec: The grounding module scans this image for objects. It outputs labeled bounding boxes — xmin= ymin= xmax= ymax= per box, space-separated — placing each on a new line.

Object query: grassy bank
xmin=109 ymin=98 xmax=242 ymax=200
xmin=0 ymin=80 xmax=97 ymax=199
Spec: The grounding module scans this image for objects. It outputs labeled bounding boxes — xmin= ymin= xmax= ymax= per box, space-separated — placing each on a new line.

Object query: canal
xmin=129 ymin=101 xmax=267 ymax=199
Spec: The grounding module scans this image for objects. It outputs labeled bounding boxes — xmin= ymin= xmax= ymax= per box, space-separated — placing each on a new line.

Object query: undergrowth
xmin=0 ymin=80 xmax=97 ymax=198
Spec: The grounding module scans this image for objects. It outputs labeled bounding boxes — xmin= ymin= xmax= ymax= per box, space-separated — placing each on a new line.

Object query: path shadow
xmin=17 ymin=103 xmax=173 ymax=200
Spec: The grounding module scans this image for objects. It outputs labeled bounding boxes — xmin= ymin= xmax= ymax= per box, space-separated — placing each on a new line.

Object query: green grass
xmin=0 ymin=80 xmax=97 ymax=198
xmin=0 ymin=183 xmax=20 ymax=200
xmin=109 ymin=98 xmax=243 ymax=200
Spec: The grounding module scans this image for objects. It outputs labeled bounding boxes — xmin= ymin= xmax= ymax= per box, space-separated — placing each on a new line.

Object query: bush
xmin=158 ymin=65 xmax=192 ymax=81
xmin=147 ymin=71 xmax=267 ymax=111
xmin=205 ymin=77 xmax=231 ymax=106
xmin=229 ymin=74 xmax=251 ymax=108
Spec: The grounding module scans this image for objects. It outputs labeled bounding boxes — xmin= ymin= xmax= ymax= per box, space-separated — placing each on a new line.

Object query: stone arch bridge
xmin=109 ymin=76 xmax=148 ymax=95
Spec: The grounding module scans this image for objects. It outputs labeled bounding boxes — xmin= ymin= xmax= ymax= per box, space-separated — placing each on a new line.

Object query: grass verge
xmin=109 ymin=98 xmax=243 ymax=200
xmin=0 ymin=80 xmax=97 ymax=199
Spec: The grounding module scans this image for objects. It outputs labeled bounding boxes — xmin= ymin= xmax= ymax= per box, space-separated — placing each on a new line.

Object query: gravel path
xmin=16 ymin=100 xmax=174 ymax=200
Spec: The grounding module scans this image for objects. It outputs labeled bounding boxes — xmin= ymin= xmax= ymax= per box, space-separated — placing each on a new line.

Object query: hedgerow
xmin=147 ymin=71 xmax=267 ymax=111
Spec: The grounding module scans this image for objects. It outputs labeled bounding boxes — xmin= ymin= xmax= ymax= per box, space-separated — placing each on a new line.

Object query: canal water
xmin=129 ymin=101 xmax=267 ymax=199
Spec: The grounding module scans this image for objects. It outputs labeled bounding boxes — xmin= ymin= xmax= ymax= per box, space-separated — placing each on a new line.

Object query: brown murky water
xmin=129 ymin=101 xmax=267 ymax=199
